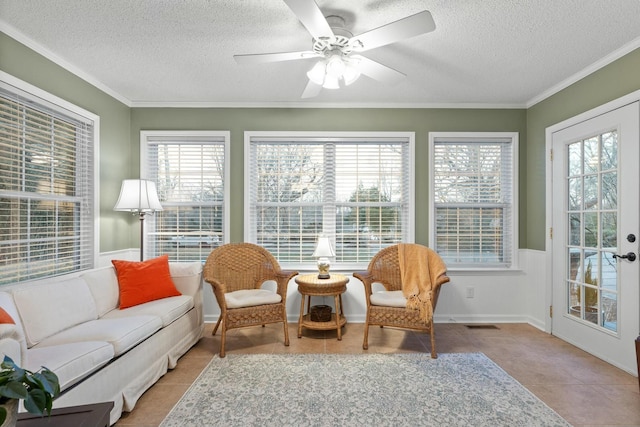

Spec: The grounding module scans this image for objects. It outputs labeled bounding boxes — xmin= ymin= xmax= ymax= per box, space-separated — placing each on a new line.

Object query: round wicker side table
xmin=295 ymin=273 xmax=349 ymax=340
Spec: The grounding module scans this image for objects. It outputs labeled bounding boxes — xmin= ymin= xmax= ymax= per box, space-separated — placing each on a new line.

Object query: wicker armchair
xmin=353 ymin=244 xmax=450 ymax=358
xmin=203 ymin=243 xmax=298 ymax=357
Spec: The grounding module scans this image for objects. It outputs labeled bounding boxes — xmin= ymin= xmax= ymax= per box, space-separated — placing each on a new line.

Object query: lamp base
xmin=317 ymin=273 xmax=330 ymax=279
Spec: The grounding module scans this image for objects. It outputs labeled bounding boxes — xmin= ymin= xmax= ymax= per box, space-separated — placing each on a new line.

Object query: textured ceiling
xmin=1 ymin=0 xmax=639 ymax=107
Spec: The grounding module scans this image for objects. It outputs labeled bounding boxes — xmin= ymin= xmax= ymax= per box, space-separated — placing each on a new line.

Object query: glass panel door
xmin=565 ymin=132 xmax=618 ymax=332
xmin=551 ymin=101 xmax=639 ymax=376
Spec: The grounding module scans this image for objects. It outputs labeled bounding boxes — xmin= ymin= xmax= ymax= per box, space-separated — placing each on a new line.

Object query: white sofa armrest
xmin=0 ymin=324 xmax=24 ymax=365
xmin=169 ymin=262 xmax=203 ymax=298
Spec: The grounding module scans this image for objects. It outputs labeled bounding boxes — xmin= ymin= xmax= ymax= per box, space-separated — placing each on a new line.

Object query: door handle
xmin=613 ymin=252 xmax=637 ymax=262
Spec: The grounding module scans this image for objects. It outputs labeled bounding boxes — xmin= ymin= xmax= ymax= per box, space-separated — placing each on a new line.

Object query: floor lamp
xmin=114 ymin=179 xmax=163 ymax=261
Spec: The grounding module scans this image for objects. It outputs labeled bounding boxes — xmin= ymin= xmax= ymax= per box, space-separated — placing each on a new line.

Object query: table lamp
xmin=312 ymin=234 xmax=335 ymax=279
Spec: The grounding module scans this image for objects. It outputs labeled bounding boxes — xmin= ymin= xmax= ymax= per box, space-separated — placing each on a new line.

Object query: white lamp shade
xmin=114 ymin=179 xmax=163 ymax=212
xmin=307 ymin=57 xmax=361 ymax=90
xmin=307 ymin=61 xmax=326 ymax=85
xmin=342 ymin=64 xmax=361 ymax=86
xmin=325 ymin=56 xmax=346 ymax=78
xmin=322 ymin=75 xmax=340 ymax=89
xmin=312 ymin=235 xmax=335 ymax=258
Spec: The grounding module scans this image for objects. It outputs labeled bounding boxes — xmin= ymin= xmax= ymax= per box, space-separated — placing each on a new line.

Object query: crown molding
xmin=0 ymin=21 xmax=132 ymax=107
xmin=526 ymin=35 xmax=640 ymax=108
xmin=129 ymin=100 xmax=526 ymax=109
xmin=3 ymin=21 xmax=637 ymax=111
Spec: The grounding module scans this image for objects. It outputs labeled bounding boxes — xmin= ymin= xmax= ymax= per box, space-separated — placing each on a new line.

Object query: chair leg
xmin=212 ymin=317 xmax=222 ymax=336
xmin=219 ymin=326 xmax=227 ymax=358
xmin=283 ymin=306 xmax=290 ymax=346
xmin=429 ymin=322 xmax=437 ymax=359
xmin=363 ymin=319 xmax=370 ymax=350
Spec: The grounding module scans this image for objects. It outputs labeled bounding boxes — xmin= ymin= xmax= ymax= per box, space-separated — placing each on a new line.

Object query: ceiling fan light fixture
xmin=234 ymin=3 xmax=436 ymax=99
xmin=307 ymin=61 xmax=327 ymax=85
xmin=322 ymin=74 xmax=340 ymax=89
xmin=342 ymin=64 xmax=361 ymax=86
xmin=325 ymin=55 xmax=346 ymax=78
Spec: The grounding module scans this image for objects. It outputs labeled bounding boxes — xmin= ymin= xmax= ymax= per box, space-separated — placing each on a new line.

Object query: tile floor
xmin=115 ymin=322 xmax=640 ymax=427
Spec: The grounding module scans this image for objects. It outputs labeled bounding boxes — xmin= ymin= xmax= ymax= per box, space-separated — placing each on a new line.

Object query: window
xmin=429 ymin=132 xmax=518 ymax=269
xmin=246 ymin=131 xmax=414 ymax=270
xmin=0 ymin=73 xmax=98 ymax=285
xmin=141 ymin=131 xmax=229 ymax=262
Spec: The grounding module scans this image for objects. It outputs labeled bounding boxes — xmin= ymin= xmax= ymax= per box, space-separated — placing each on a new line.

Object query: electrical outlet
xmin=465 ymin=287 xmax=475 ymax=298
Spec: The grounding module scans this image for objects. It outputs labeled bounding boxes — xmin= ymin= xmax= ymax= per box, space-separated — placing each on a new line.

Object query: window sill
xmin=446 ymin=267 xmax=524 ymax=276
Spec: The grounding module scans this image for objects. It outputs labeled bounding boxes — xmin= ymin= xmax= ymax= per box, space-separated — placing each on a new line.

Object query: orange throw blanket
xmin=398 ymin=244 xmax=447 ymax=324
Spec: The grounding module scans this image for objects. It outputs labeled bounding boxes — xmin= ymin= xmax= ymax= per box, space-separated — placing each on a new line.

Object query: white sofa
xmin=0 ymin=261 xmax=204 ymax=425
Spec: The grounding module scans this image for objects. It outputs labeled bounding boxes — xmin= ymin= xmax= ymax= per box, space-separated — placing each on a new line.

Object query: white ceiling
xmin=1 ymin=0 xmax=639 ymax=108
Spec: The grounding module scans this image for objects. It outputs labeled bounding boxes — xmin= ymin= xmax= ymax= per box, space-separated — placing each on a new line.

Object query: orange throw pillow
xmin=112 ymin=255 xmax=181 ymax=309
xmin=0 ymin=307 xmax=15 ymax=324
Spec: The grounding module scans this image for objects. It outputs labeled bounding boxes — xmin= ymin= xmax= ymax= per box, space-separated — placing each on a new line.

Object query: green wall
xmin=3 ymin=29 xmax=639 ymax=253
xmin=526 ymin=47 xmax=640 ymax=250
xmin=130 ymin=108 xmax=526 ymax=245
xmin=0 ymin=32 xmax=133 ymax=252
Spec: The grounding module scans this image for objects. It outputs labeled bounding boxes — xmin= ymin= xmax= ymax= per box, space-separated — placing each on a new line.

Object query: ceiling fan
xmin=234 ymin=0 xmax=436 ymax=98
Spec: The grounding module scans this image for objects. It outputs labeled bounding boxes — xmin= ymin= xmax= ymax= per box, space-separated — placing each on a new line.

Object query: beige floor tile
xmin=114 ymin=322 xmax=640 ymax=427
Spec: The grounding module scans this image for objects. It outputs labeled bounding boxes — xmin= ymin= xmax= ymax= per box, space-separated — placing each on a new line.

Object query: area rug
xmin=160 ymin=353 xmax=571 ymax=427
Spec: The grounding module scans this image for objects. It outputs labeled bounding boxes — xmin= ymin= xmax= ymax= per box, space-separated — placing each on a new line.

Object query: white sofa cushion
xmin=36 ymin=315 xmax=162 ymax=356
xmin=82 ymin=267 xmax=120 ymax=317
xmin=225 ymin=289 xmax=282 ymax=309
xmin=27 ymin=341 xmax=114 ymax=391
xmin=12 ymin=278 xmax=98 ymax=347
xmin=102 ymin=295 xmax=194 ymax=327
xmin=370 ymin=290 xmax=407 ymax=307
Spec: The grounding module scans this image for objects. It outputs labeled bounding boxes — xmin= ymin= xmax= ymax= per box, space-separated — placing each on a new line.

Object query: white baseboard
xmin=114 ymin=248 xmax=549 ymax=331
xmin=434 ymin=314 xmax=530 ymax=324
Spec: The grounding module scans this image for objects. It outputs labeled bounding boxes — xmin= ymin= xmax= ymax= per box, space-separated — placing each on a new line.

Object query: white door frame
xmin=545 ymin=89 xmax=640 ymax=334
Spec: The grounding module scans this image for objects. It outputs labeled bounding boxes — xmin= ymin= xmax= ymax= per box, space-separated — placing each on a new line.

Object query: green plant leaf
xmin=24 ymin=389 xmax=46 ymax=416
xmin=0 ymin=382 xmax=29 ymax=400
xmin=33 ymin=370 xmax=60 ymax=398
xmin=1 ymin=356 xmax=17 ymax=371
xmin=0 ymin=406 xmax=6 ymax=424
xmin=0 ymin=356 xmax=60 ymax=417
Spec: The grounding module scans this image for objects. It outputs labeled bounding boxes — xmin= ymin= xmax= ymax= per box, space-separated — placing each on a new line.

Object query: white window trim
xmin=428 ymin=131 xmax=519 ymax=271
xmin=140 ymin=130 xmax=231 ymax=252
xmin=0 ymin=71 xmax=100 ymax=272
xmin=244 ymin=130 xmax=415 ymax=271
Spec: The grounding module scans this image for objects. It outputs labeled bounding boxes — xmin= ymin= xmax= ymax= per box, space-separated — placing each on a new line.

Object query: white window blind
xmin=430 ymin=133 xmax=518 ymax=269
xmin=142 ymin=131 xmax=228 ymax=263
xmin=246 ymin=132 xmax=414 ymax=269
xmin=0 ymin=82 xmax=95 ymax=285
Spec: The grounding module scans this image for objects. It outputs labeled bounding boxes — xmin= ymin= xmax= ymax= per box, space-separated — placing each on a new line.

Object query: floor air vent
xmin=464 ymin=324 xmax=499 ymax=329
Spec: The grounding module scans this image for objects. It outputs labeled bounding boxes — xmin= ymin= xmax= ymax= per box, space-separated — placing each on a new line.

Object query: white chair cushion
xmin=370 ymin=290 xmax=407 ymax=308
xmin=225 ymin=289 xmax=281 ymax=309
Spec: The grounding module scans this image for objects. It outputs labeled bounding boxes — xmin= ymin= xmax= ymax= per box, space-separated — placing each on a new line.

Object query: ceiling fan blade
xmin=234 ymin=51 xmax=319 ymax=65
xmin=350 ymin=10 xmax=435 ymax=52
xmin=352 ymin=55 xmax=405 ymax=85
xmin=283 ymin=0 xmax=334 ymax=41
xmin=301 ymin=79 xmax=322 ymax=98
